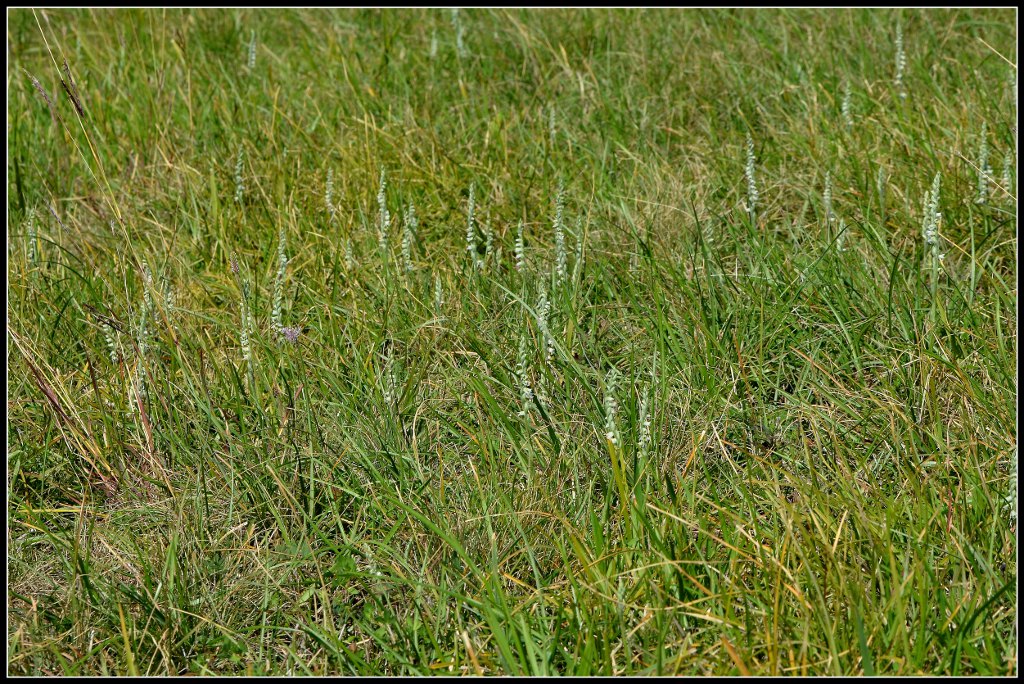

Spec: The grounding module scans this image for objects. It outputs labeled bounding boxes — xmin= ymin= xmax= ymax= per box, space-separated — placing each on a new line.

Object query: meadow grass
xmin=7 ymin=7 xmax=1017 ymax=675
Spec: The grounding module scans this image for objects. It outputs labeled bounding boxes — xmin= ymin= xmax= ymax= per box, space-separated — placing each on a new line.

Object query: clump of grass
xmin=7 ymin=8 xmax=1015 ymax=678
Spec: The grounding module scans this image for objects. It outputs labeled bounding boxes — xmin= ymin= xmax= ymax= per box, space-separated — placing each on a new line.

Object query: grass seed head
xmin=976 ymin=122 xmax=990 ymax=204
xmin=104 ymin=322 xmax=119 ymax=365
xmin=450 ymin=8 xmax=466 ymax=58
xmin=272 ymin=224 xmax=288 ymax=334
xmin=465 ymin=183 xmax=479 ymax=267
xmin=514 ymin=219 xmax=526 ymax=273
xmin=553 ymin=180 xmax=567 ymax=285
xmin=604 ymin=368 xmax=620 ymax=444
xmin=25 ymin=208 xmax=38 ymax=265
xmin=234 ymin=149 xmax=245 ymax=204
xmin=377 ymin=167 xmax=391 ymax=254
xmin=745 ymin=132 xmax=759 ymax=219
xmin=895 ymin=19 xmax=907 ymax=99
xmin=1002 ymin=152 xmax=1013 ymax=199
xmin=247 ymin=29 xmax=257 ymax=70
xmin=516 ymin=333 xmax=534 ymax=416
xmin=434 ymin=274 xmax=445 ymax=314
xmin=325 ymin=167 xmax=336 ymax=219
xmin=841 ymin=78 xmax=853 ymax=128
xmin=823 ymin=170 xmax=834 ymax=224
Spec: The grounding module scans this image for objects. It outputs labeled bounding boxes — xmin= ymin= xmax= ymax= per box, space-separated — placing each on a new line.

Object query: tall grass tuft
xmin=7 ymin=10 xmax=1015 ymax=677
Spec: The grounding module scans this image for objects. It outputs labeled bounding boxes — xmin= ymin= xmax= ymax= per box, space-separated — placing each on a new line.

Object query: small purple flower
xmin=281 ymin=326 xmax=301 ymax=343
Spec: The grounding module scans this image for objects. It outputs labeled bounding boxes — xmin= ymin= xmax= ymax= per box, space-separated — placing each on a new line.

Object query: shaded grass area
xmin=7 ymin=7 xmax=1017 ymax=675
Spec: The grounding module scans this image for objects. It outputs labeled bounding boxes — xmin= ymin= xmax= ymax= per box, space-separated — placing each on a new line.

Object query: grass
xmin=6 ymin=7 xmax=1017 ymax=676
